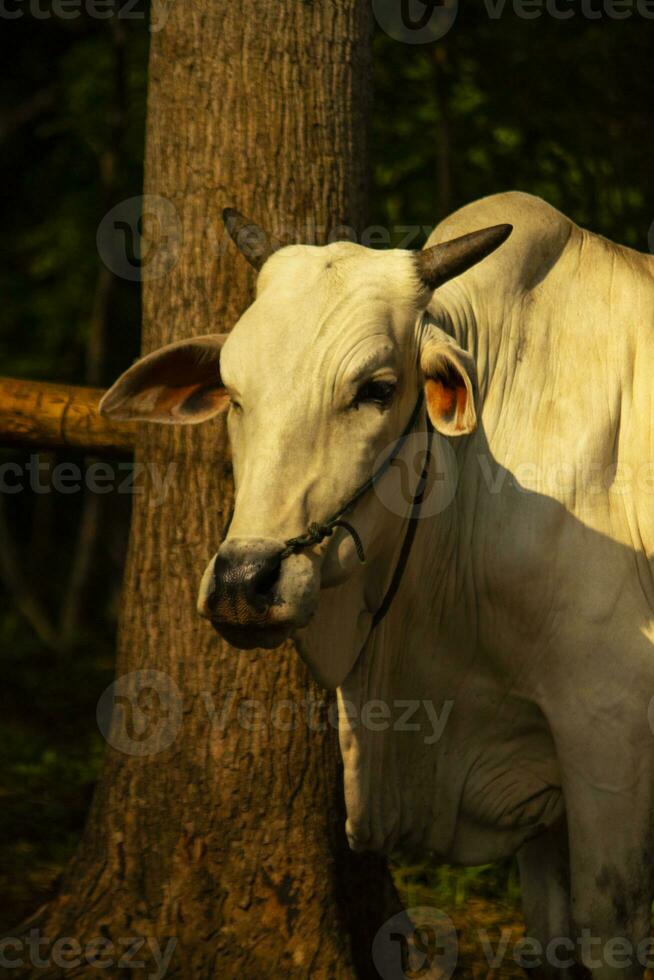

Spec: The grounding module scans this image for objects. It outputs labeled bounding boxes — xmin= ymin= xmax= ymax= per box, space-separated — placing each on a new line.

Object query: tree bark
xmin=20 ymin=2 xmax=402 ymax=977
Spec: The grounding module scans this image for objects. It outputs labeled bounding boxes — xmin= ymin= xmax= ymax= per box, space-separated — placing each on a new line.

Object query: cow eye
xmin=354 ymin=379 xmax=396 ymax=408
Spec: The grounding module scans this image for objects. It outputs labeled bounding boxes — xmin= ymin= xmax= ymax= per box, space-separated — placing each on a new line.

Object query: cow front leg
xmin=518 ymin=817 xmax=577 ymax=978
xmin=562 ymin=766 xmax=653 ymax=979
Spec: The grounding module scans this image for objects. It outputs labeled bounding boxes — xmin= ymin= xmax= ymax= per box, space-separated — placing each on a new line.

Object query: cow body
xmin=102 ymin=192 xmax=654 ymax=977
xmin=298 ymin=193 xmax=654 ymax=976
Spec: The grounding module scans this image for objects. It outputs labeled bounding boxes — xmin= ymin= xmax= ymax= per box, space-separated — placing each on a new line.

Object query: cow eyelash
xmin=353 ymin=379 xmax=397 ymax=409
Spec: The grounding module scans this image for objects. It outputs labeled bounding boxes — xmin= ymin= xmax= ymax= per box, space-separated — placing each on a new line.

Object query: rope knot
xmin=280 ymin=518 xmax=365 ymax=563
xmin=307 ymin=522 xmax=331 ymax=541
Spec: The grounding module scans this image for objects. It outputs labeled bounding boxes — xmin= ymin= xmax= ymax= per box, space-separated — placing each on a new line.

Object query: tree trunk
xmin=20 ymin=2 xmax=402 ymax=976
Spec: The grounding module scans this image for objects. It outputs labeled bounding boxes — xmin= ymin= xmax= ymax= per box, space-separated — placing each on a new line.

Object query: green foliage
xmin=371 ymin=11 xmax=654 ymax=247
xmin=0 ymin=9 xmax=148 ymax=930
xmin=392 ymin=856 xmax=522 ymax=910
xmin=0 ymin=628 xmax=113 ymax=930
xmin=0 ymin=14 xmax=147 ymax=382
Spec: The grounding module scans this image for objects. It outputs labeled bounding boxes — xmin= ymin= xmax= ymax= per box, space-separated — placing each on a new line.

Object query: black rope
xmin=278 ymin=393 xmax=434 ymax=635
xmin=371 ymin=418 xmax=433 ymax=629
xmin=278 ymin=392 xmax=426 ymax=565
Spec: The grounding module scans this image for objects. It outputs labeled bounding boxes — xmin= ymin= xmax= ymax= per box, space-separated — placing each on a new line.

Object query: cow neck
xmin=281 ymin=392 xmax=434 ymax=633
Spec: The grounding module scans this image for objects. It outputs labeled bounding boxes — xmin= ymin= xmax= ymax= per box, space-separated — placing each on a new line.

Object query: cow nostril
xmin=207 ymin=547 xmax=285 ymax=622
xmin=252 ymin=554 xmax=282 ymax=598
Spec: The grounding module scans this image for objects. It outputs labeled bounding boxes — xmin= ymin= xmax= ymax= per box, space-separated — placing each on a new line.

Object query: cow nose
xmin=206 ymin=549 xmax=283 ymax=622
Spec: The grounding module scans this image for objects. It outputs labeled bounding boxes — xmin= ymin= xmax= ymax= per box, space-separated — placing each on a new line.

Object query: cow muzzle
xmin=197 ymin=537 xmax=318 ymax=649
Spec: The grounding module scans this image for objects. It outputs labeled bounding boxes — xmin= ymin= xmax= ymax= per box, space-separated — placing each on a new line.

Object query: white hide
xmin=308 ymin=194 xmax=654 ymax=976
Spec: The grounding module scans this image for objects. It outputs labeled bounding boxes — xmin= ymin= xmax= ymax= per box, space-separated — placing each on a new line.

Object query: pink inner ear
xmin=143 ymin=381 xmax=229 ymax=420
xmin=101 ymin=338 xmax=229 ymax=423
xmin=425 ymin=376 xmax=467 ymax=429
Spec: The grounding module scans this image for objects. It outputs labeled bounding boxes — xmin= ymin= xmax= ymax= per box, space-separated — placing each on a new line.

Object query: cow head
xmin=100 ymin=210 xmax=510 ymax=658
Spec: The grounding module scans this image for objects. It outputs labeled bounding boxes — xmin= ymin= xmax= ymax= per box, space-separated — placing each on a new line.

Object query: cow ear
xmin=420 ymin=329 xmax=477 ymax=436
xmin=99 ymin=334 xmax=229 ymax=424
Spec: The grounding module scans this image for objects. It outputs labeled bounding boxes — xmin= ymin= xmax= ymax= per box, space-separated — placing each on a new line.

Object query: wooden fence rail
xmin=0 ymin=377 xmax=137 ymax=457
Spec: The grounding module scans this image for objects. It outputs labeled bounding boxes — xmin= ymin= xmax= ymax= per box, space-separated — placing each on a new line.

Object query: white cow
xmin=101 ymin=192 xmax=654 ymax=978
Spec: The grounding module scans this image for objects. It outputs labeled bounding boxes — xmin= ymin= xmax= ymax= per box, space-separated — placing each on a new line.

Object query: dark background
xmin=1 ymin=0 xmax=653 ymax=933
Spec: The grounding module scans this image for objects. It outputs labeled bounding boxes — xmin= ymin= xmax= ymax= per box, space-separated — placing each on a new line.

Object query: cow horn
xmin=223 ymin=208 xmax=285 ymax=271
xmin=416 ymin=223 xmax=513 ymax=291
